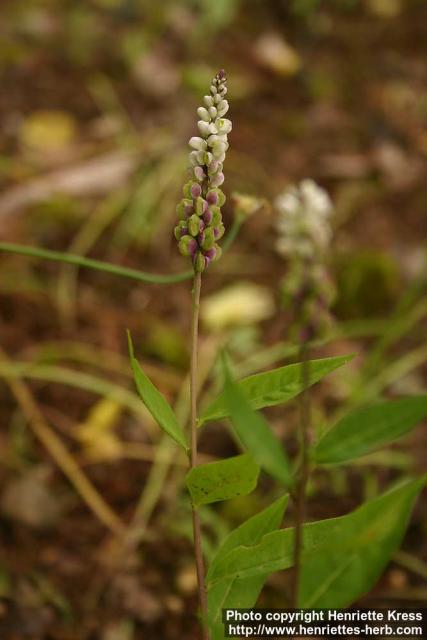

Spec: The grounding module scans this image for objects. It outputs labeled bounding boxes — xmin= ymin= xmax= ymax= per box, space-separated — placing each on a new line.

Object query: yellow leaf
xmin=77 ymin=398 xmax=122 ymax=460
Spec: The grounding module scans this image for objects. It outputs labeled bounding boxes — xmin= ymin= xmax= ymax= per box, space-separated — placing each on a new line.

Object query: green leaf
xmin=186 ymin=454 xmax=259 ymax=508
xmin=207 ymin=513 xmax=334 ymax=586
xmin=313 ymin=396 xmax=427 ymax=464
xmin=222 ymin=359 xmax=292 ymax=486
xmin=200 ymin=354 xmax=354 ymax=424
xmin=207 ymin=495 xmax=289 ymax=580
xmin=299 ymin=476 xmax=426 ymax=607
xmin=127 ymin=331 xmax=188 ymax=451
xmin=0 ymin=242 xmax=193 ymax=284
xmin=207 ymin=496 xmax=288 ymax=640
xmin=207 ymin=477 xmax=426 ymax=601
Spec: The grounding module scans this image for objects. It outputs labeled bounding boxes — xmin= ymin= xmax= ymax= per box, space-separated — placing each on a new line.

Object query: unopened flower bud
xmin=214 ymin=223 xmax=225 ymax=240
xmin=217 ymin=100 xmax=229 ymax=117
xmin=189 ymin=137 xmax=207 ymax=151
xmin=189 ymin=151 xmax=199 ymax=166
xmin=204 ymin=246 xmax=216 ymax=261
xmin=194 ymin=166 xmax=206 ymax=182
xmin=210 ymin=206 xmax=222 ymax=227
xmin=201 ymin=227 xmax=214 ymax=250
xmin=203 ymin=209 xmax=213 ymax=224
xmin=190 ymin=182 xmax=202 ymax=198
xmin=174 ymin=219 xmax=189 ymax=240
xmin=198 ymin=120 xmax=217 ymax=137
xmin=179 ymin=235 xmax=198 ymax=257
xmin=197 ymin=107 xmax=210 ymax=122
xmin=207 ymin=188 xmax=226 ymax=207
xmin=183 ymin=180 xmax=199 ymax=198
xmin=207 ymin=160 xmax=220 ymax=175
xmin=213 ymin=244 xmax=222 ymax=261
xmin=188 ymin=214 xmax=202 ymax=236
xmin=195 ymin=196 xmax=208 ymax=216
xmin=195 ymin=252 xmax=207 ymax=272
xmin=204 ymin=95 xmax=214 ymax=107
xmin=210 ymin=172 xmax=225 ymax=187
xmin=206 ymin=190 xmax=218 ymax=205
xmin=176 ymin=198 xmax=192 ymax=217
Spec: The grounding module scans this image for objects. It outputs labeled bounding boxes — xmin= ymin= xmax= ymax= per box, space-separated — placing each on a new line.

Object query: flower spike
xmin=175 ymin=70 xmax=231 ymax=272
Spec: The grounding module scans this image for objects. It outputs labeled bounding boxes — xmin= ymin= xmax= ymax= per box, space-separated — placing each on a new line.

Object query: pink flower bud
xmin=210 ymin=172 xmax=224 ymax=188
xmin=203 ymin=209 xmax=213 ymax=224
xmin=204 ymin=247 xmax=216 ymax=261
xmin=206 ymin=190 xmax=218 ymax=205
xmin=189 ymin=239 xmax=198 ymax=258
xmin=190 ymin=183 xmax=202 ymax=199
xmin=194 ymin=166 xmax=206 ymax=181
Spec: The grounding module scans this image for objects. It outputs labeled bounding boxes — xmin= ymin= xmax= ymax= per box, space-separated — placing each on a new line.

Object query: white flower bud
xmin=197 ymin=107 xmax=210 ymax=122
xmin=189 ymin=151 xmax=199 ymax=166
xmin=210 ymin=172 xmax=224 ymax=187
xmin=213 ymin=150 xmax=226 ymax=162
xmin=204 ymin=95 xmax=214 ymax=107
xmin=189 ymin=136 xmax=207 ymax=151
xmin=198 ymin=121 xmax=217 ymax=137
xmin=207 ymin=134 xmax=223 ymax=147
xmin=208 ymin=106 xmax=218 ymax=119
xmin=216 ymin=100 xmax=229 ymax=117
xmin=211 ymin=141 xmax=227 ymax=160
xmin=210 ymin=85 xmax=217 ymax=94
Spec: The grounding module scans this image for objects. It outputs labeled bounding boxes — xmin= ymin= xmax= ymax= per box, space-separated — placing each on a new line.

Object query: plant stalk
xmin=291 ymin=343 xmax=311 ymax=607
xmin=189 ymin=271 xmax=209 ymax=638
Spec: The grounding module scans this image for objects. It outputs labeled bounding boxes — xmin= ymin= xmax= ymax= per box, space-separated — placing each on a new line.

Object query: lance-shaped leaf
xmin=207 ymin=496 xmax=288 ymax=640
xmin=207 ymin=477 xmax=426 ymax=598
xmin=186 ymin=454 xmax=259 ymax=508
xmin=127 ymin=332 xmax=188 ymax=451
xmin=313 ymin=396 xmax=427 ymax=465
xmin=222 ymin=359 xmax=292 ymax=486
xmin=200 ymin=354 xmax=354 ymax=425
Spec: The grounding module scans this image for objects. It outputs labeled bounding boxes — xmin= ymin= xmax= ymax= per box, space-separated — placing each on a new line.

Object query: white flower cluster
xmin=189 ymin=70 xmax=231 ymax=181
xmin=275 ymin=179 xmax=333 ymax=260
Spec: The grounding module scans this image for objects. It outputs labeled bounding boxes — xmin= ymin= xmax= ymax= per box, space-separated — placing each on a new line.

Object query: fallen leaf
xmin=254 ymin=33 xmax=302 ymax=77
xmin=201 ymin=282 xmax=275 ymax=331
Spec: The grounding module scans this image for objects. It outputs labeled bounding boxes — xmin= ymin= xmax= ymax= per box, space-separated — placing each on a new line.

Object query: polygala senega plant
xmin=128 ymin=71 xmax=427 ymax=639
xmin=176 ymin=68 xmax=230 ymax=637
xmin=1 ymin=70 xmax=426 ymax=640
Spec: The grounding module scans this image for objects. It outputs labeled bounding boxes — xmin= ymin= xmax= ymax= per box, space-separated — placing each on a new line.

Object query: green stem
xmin=189 ymin=271 xmax=209 ymax=639
xmin=291 ymin=343 xmax=311 ymax=608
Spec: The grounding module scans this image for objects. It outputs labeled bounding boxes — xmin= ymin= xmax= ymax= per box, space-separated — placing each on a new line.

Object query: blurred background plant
xmin=0 ymin=0 xmax=427 ymax=638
